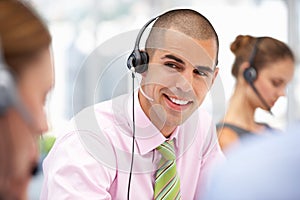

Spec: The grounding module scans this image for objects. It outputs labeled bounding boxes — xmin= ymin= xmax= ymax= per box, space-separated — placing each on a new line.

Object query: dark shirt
xmin=216 ymin=122 xmax=275 ymax=139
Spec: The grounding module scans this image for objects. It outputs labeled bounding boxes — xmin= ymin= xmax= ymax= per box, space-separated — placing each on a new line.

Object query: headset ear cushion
xmin=140 ymin=51 xmax=149 ymax=65
xmin=127 ymin=50 xmax=148 ymax=73
xmin=0 ymin=69 xmax=16 ymax=115
xmin=243 ymin=67 xmax=257 ymax=83
xmin=134 ymin=51 xmax=148 ymax=73
xmin=0 ymin=66 xmax=33 ymax=123
xmin=136 ymin=51 xmax=149 ymax=73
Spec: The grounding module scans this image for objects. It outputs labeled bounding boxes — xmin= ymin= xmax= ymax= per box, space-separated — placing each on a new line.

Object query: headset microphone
xmin=139 ymin=86 xmax=154 ymax=102
xmin=247 ymin=77 xmax=273 ymax=115
xmin=243 ymin=38 xmax=273 ymax=115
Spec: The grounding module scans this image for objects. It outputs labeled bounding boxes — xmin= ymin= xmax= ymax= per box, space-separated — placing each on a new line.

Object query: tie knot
xmin=157 ymin=140 xmax=175 ymax=160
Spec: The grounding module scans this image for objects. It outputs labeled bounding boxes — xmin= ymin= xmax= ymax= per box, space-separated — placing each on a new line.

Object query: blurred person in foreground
xmin=204 ymin=122 xmax=300 ymax=200
xmin=217 ymin=35 xmax=295 ymax=153
xmin=0 ymin=0 xmax=53 ymax=199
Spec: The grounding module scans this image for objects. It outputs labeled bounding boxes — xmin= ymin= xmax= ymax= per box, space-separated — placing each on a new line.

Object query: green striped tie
xmin=154 ymin=140 xmax=181 ymax=200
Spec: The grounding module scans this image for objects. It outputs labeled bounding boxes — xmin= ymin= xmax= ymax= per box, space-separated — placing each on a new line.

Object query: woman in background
xmin=217 ymin=35 xmax=295 ymax=153
xmin=0 ymin=0 xmax=53 ymax=199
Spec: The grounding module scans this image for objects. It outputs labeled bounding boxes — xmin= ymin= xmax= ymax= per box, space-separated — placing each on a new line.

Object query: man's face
xmin=139 ymin=30 xmax=218 ymax=136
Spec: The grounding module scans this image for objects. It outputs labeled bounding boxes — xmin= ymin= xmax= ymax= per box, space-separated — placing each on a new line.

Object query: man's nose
xmin=175 ymin=70 xmax=193 ymax=92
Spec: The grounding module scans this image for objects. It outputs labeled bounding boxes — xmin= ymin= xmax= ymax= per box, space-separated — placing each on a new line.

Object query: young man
xmin=41 ymin=9 xmax=224 ymax=199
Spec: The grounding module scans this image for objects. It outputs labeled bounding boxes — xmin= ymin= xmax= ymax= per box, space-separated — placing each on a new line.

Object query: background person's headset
xmin=0 ymin=41 xmax=33 ymax=127
xmin=243 ymin=38 xmax=273 ymax=115
xmin=0 ymin=40 xmax=37 ymax=175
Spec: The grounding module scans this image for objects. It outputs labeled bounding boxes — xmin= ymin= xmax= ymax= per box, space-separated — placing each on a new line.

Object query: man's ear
xmin=211 ymin=67 xmax=219 ymax=86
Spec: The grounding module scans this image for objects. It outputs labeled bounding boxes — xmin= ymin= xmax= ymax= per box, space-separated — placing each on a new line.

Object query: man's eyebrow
xmin=163 ymin=54 xmax=214 ymax=73
xmin=195 ymin=66 xmax=214 ymax=74
xmin=162 ymin=54 xmax=185 ymax=64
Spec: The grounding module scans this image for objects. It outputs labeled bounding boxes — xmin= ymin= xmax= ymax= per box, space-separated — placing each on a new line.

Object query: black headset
xmin=0 ymin=50 xmax=19 ymax=115
xmin=243 ymin=38 xmax=261 ymax=83
xmin=243 ymin=38 xmax=273 ymax=115
xmin=0 ymin=40 xmax=38 ymax=176
xmin=126 ymin=15 xmax=161 ymax=200
xmin=127 ymin=16 xmax=159 ymax=74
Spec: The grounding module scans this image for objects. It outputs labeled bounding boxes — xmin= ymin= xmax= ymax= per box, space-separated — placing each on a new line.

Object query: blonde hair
xmin=0 ymin=0 xmax=51 ymax=75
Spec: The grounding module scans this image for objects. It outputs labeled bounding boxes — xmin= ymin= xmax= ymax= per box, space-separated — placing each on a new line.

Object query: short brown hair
xmin=145 ymin=9 xmax=219 ymax=66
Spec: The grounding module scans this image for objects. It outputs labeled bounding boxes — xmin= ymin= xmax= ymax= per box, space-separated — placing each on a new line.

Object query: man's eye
xmin=165 ymin=63 xmax=177 ymax=68
xmin=193 ymin=69 xmax=208 ymax=77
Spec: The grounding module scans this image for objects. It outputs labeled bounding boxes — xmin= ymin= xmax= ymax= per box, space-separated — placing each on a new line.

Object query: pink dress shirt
xmin=41 ymin=91 xmax=224 ymax=199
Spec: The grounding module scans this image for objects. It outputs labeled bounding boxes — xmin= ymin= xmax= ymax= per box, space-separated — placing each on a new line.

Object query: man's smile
xmin=163 ymin=94 xmax=193 ymax=111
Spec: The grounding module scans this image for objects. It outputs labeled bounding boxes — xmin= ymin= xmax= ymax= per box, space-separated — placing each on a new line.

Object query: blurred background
xmin=28 ymin=0 xmax=299 ymax=198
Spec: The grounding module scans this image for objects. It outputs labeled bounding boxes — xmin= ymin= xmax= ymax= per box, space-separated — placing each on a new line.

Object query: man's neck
xmin=138 ymin=90 xmax=176 ymax=138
